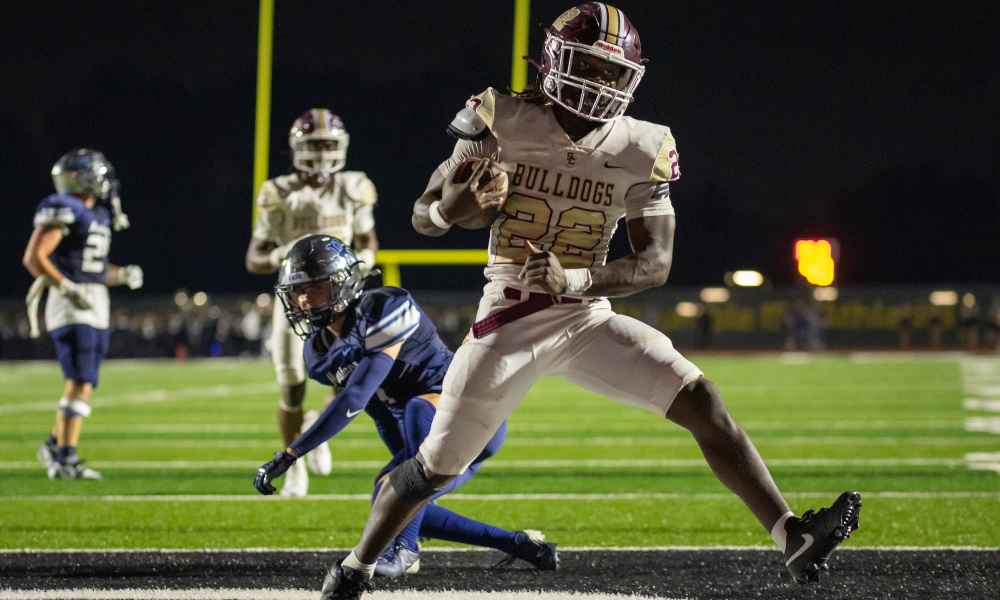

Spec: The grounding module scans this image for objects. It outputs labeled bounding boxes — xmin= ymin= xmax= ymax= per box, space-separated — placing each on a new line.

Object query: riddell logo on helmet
xmin=594 ymin=40 xmax=624 ymax=55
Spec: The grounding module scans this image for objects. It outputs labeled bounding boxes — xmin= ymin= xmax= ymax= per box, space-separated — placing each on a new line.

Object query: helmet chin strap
xmin=110 ymin=193 xmax=129 ymax=231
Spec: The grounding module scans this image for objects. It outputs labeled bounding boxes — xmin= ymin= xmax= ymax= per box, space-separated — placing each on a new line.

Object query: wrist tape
xmin=563 ymin=268 xmax=593 ymax=295
xmin=428 ymin=200 xmax=452 ymax=230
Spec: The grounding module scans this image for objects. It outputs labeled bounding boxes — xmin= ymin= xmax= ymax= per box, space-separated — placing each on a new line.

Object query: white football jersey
xmin=252 ymin=171 xmax=377 ymax=247
xmin=435 ymin=88 xmax=680 ymax=296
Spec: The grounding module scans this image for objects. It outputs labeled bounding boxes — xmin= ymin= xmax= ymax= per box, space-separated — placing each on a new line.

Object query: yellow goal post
xmin=375 ymin=249 xmax=488 ymax=288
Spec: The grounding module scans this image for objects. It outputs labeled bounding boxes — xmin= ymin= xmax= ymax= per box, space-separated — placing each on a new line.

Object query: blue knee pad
xmin=51 ymin=324 xmax=109 ymax=387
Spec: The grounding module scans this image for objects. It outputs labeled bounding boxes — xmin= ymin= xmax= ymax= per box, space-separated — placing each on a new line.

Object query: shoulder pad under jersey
xmin=339 ymin=171 xmax=378 ymax=205
xmin=447 ymin=105 xmax=490 ymax=141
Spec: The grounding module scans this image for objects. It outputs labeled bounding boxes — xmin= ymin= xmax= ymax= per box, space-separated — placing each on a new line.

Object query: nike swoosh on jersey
xmin=604 ymin=161 xmax=626 ymax=168
xmin=346 ymin=408 xmax=364 ymax=418
xmin=785 ymin=533 xmax=815 ymax=566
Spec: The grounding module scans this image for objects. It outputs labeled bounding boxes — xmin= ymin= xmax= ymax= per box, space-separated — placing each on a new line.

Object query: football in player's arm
xmin=253 ymin=236 xmax=557 ymax=577
xmin=321 ymin=4 xmax=861 ymax=596
xmin=24 ymin=149 xmax=143 ymax=481
xmin=244 ymin=109 xmax=379 ymax=498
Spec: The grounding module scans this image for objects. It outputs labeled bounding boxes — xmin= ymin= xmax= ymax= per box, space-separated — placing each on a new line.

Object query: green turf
xmin=1 ymin=355 xmax=999 ymax=549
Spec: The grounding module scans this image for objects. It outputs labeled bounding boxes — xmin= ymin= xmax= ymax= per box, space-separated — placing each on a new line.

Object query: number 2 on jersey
xmin=81 ymin=230 xmax=110 ymax=273
xmin=496 ymin=193 xmax=606 ymax=268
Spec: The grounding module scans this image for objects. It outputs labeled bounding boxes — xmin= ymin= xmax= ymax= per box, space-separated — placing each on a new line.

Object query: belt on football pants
xmin=472 ymin=287 xmax=582 ymax=339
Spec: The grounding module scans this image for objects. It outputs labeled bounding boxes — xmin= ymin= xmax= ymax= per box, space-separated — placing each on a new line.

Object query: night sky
xmin=3 ymin=1 xmax=999 ymax=296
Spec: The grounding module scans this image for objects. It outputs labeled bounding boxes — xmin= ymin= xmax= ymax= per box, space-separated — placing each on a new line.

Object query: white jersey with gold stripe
xmin=434 ymin=87 xmax=680 ymax=297
xmin=252 ymin=171 xmax=377 ymax=247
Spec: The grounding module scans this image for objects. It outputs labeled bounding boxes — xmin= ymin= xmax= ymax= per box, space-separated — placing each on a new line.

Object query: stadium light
xmin=963 ymin=293 xmax=976 ymax=308
xmin=813 ymin=287 xmax=839 ymax=302
xmin=929 ymin=291 xmax=958 ymax=306
xmin=795 ymin=239 xmax=837 ymax=286
xmin=732 ymin=270 xmax=764 ymax=287
xmin=256 ymin=293 xmax=270 ymax=308
xmin=193 ymin=292 xmax=208 ymax=307
xmin=700 ymin=287 xmax=730 ymax=303
xmin=676 ymin=302 xmax=703 ymax=317
xmin=174 ymin=291 xmax=189 ymax=306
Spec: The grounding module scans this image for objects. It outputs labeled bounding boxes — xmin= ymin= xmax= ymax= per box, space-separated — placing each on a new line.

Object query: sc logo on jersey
xmin=566 ymin=152 xmax=577 ymax=165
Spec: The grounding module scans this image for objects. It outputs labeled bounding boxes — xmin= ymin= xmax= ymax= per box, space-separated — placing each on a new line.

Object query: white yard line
xmin=0 ymin=457 xmax=974 ymax=470
xmin=4 ymin=491 xmax=998 ymax=503
xmin=3 ymin=435 xmax=995 ymax=450
xmin=964 ymin=399 xmax=1000 ymax=411
xmin=0 ymin=382 xmax=279 ymax=414
xmin=0 ymin=545 xmax=997 ymax=555
xmin=960 ymin=359 xmax=1000 ymax=472
xmin=0 ymin=590 xmax=671 ymax=600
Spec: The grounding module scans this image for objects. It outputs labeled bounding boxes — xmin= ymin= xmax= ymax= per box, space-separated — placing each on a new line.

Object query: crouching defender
xmin=253 ymin=235 xmax=558 ymax=577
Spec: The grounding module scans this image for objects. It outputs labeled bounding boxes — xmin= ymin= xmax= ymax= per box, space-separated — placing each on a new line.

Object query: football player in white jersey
xmin=246 ymin=109 xmax=379 ymax=497
xmin=24 ymin=149 xmax=143 ymax=480
xmin=319 ymin=5 xmax=861 ymax=597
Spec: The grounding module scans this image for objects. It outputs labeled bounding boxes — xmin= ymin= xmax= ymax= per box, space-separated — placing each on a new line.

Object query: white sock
xmin=342 ymin=550 xmax=376 ymax=577
xmin=771 ymin=511 xmax=796 ymax=552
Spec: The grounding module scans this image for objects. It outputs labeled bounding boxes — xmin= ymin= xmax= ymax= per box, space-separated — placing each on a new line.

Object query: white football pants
xmin=270 ymin=300 xmax=306 ymax=387
xmin=419 ymin=280 xmax=703 ymax=476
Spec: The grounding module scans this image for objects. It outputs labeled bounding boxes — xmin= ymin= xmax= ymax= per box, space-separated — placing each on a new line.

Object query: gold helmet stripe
xmin=605 ymin=4 xmax=622 ymax=45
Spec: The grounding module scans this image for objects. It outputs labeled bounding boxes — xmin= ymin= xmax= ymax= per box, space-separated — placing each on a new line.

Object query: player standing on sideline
xmin=25 ymin=149 xmax=143 ymax=480
xmin=253 ymin=236 xmax=558 ymax=577
xmin=246 ymin=109 xmax=380 ymax=497
xmin=320 ymin=4 xmax=862 ymax=597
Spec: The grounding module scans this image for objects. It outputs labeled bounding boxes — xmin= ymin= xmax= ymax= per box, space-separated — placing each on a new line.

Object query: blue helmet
xmin=51 ymin=148 xmax=129 ymax=230
xmin=275 ymin=235 xmax=364 ymax=339
xmin=52 ymin=149 xmax=117 ymax=200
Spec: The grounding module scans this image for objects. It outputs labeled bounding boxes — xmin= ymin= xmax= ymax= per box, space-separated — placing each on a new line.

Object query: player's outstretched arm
xmin=520 ymin=214 xmax=674 ymax=298
xmin=254 ymin=347 xmax=400 ymax=495
xmin=286 ymin=342 xmax=403 ymax=458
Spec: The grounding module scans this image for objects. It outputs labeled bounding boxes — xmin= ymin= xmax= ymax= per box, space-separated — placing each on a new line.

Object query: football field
xmin=1 ymin=354 xmax=999 ymax=598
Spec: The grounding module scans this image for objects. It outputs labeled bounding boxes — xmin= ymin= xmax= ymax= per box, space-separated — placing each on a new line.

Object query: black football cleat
xmin=490 ymin=530 xmax=559 ymax=571
xmin=320 ymin=559 xmax=373 ymax=600
xmin=783 ymin=490 xmax=862 ymax=584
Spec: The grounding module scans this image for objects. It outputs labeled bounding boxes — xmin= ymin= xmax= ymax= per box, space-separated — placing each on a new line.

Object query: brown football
xmin=443 ymin=157 xmax=509 ymax=229
xmin=450 ymin=157 xmax=495 ymax=186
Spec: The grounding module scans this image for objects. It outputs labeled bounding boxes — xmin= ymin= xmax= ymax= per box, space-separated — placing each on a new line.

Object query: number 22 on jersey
xmin=495 ymin=193 xmax=606 ymax=268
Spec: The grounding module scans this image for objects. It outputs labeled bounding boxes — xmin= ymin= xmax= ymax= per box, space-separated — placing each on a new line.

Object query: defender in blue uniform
xmin=254 ymin=235 xmax=557 ymax=577
xmin=23 ymin=149 xmax=143 ymax=480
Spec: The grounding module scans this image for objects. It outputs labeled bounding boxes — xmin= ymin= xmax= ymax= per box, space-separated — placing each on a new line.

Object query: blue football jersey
xmin=305 ymin=287 xmax=454 ymax=408
xmin=32 ymin=194 xmax=112 ymax=285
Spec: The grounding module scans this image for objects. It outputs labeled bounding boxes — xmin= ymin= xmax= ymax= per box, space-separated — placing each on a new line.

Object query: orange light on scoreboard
xmin=795 ymin=239 xmax=837 ymax=286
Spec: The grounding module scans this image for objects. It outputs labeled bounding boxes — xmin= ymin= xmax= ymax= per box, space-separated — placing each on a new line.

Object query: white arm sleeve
xmin=624 ymin=181 xmax=675 ymax=222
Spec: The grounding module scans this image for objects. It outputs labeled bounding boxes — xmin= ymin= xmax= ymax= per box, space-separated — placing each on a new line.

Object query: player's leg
xmin=334 ymin=334 xmax=538 ymax=588
xmin=373 ymin=397 xmax=438 ymax=576
xmin=419 ymin=504 xmax=559 ymax=571
xmin=47 ymin=325 xmax=105 ymax=480
xmin=415 ymin=420 xmax=559 ymax=570
xmin=668 ymin=378 xmax=790 ymax=529
xmin=270 ymin=303 xmax=309 ymax=496
xmin=303 ymin=391 xmax=336 ymax=476
xmin=563 ymin=309 xmax=860 ymax=583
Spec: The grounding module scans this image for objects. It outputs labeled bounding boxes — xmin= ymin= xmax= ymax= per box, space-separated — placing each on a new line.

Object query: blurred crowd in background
xmin=3 ymin=286 xmax=1000 ymax=361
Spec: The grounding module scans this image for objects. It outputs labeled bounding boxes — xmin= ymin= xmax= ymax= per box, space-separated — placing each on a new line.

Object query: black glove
xmin=254 ymin=450 xmax=297 ymax=495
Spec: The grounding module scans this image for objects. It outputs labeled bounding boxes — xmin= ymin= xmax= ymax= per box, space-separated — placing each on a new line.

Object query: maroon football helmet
xmin=289 ymin=109 xmax=350 ymax=175
xmin=539 ymin=3 xmax=644 ymax=121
